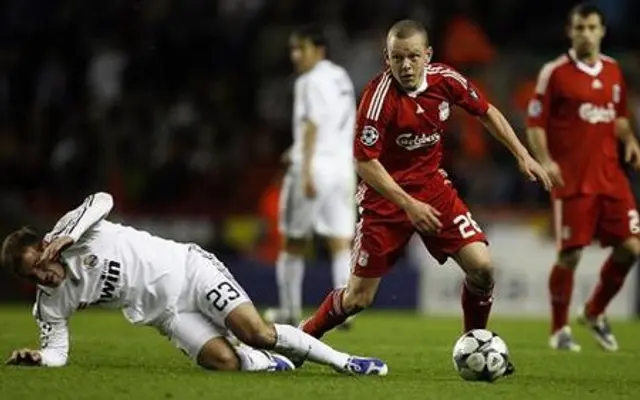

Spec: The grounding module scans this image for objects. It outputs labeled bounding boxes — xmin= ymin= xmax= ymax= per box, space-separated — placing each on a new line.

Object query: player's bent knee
xmin=557 ymin=248 xmax=582 ymax=269
xmin=197 ymin=338 xmax=241 ymax=371
xmin=466 ymin=264 xmax=495 ymax=293
xmin=283 ymin=237 xmax=306 ymax=255
xmin=613 ymin=237 xmax=640 ymax=263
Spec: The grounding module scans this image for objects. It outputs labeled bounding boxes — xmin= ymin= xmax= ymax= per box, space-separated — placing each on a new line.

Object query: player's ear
xmin=425 ymin=46 xmax=433 ymax=63
xmin=382 ymin=47 xmax=390 ymax=67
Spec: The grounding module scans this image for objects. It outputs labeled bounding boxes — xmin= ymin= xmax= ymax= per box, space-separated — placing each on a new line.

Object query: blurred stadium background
xmin=1 ymin=0 xmax=639 ymax=317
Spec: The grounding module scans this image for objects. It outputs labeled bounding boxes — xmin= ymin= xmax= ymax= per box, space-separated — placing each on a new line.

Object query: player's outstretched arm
xmin=526 ymin=126 xmax=565 ymax=187
xmin=479 ymin=105 xmax=553 ymax=190
xmin=6 ymin=319 xmax=69 ymax=367
xmin=356 ymin=159 xmax=442 ymax=232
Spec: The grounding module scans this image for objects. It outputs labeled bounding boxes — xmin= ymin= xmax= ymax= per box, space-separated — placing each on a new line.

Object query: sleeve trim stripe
xmin=63 ymin=195 xmax=94 ymax=237
xmin=535 ymin=55 xmax=569 ymax=95
xmin=439 ymin=71 xmax=468 ymax=89
xmin=366 ymin=73 xmax=392 ymax=121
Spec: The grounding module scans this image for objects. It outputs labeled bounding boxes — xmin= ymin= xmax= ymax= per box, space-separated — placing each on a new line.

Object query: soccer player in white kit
xmin=1 ymin=192 xmax=387 ymax=376
xmin=268 ymin=25 xmax=357 ymax=325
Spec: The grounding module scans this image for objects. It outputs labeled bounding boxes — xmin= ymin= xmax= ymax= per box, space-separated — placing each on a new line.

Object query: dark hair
xmin=292 ymin=24 xmax=328 ymax=48
xmin=568 ymin=3 xmax=606 ymax=26
xmin=388 ymin=19 xmax=430 ymax=47
xmin=1 ymin=226 xmax=39 ymax=276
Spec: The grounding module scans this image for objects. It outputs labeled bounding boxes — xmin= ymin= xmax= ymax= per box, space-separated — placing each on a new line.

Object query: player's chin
xmin=399 ymin=78 xmax=418 ymax=91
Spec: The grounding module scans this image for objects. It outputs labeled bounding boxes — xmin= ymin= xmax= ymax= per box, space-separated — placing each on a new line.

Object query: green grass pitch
xmin=1 ymin=305 xmax=639 ymax=400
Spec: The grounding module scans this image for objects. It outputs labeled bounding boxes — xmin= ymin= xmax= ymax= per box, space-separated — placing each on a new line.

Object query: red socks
xmin=300 ymin=289 xmax=348 ymax=339
xmin=461 ymin=281 xmax=494 ymax=332
xmin=586 ymin=256 xmax=633 ymax=318
xmin=549 ymin=264 xmax=574 ymax=333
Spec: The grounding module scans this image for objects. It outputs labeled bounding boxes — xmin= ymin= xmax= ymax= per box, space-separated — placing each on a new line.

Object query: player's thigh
xmin=278 ymin=169 xmax=318 ymax=238
xmin=597 ymin=194 xmax=640 ymax=247
xmin=315 ymin=173 xmax=356 ymax=240
xmin=420 ymin=195 xmax=487 ymax=266
xmin=351 ymin=212 xmax=414 ymax=278
xmin=552 ymin=195 xmax=598 ymax=250
xmin=156 ymin=312 xmax=238 ymax=370
xmin=192 ymin=254 xmax=253 ymax=328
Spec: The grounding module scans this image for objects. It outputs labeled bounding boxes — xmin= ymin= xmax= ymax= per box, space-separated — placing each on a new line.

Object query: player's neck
xmin=571 ymin=48 xmax=600 ymax=66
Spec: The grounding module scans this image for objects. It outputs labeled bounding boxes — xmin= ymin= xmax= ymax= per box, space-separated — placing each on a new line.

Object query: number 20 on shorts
xmin=454 ymin=212 xmax=482 ymax=239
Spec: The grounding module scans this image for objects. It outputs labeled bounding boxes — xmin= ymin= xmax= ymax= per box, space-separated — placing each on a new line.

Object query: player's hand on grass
xmin=302 ymin=170 xmax=317 ymax=199
xmin=6 ymin=348 xmax=42 ymax=366
xmin=519 ymin=156 xmax=556 ymax=190
xmin=39 ymin=236 xmax=74 ymax=266
xmin=404 ymin=198 xmax=442 ymax=234
xmin=624 ymin=140 xmax=640 ymax=170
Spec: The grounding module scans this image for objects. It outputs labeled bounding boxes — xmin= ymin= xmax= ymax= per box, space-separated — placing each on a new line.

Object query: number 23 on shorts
xmin=206 ymin=281 xmax=241 ymax=312
xmin=454 ymin=212 xmax=482 ymax=239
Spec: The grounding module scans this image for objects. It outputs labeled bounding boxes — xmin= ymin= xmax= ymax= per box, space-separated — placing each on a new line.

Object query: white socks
xmin=331 ymin=248 xmax=351 ymax=289
xmin=234 ymin=344 xmax=274 ymax=372
xmin=274 ymin=324 xmax=350 ymax=369
xmin=276 ymin=252 xmax=304 ymax=321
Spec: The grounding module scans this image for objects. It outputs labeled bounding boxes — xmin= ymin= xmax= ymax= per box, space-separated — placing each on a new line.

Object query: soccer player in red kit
xmin=299 ymin=19 xmax=551 ymax=367
xmin=527 ymin=3 xmax=640 ymax=352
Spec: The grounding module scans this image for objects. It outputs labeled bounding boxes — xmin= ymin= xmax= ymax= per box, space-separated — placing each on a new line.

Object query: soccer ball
xmin=452 ymin=329 xmax=509 ymax=382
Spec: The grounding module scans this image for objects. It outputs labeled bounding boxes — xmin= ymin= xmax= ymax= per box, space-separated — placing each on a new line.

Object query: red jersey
xmin=354 ymin=63 xmax=489 ymax=216
xmin=527 ymin=50 xmax=629 ymax=199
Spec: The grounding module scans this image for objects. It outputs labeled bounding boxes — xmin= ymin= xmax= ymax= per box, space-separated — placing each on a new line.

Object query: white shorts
xmin=278 ymin=166 xmax=356 ymax=239
xmin=157 ymin=246 xmax=252 ymax=361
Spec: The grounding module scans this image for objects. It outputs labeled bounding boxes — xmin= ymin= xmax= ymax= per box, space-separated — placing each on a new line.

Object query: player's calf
xmin=196 ymin=337 xmax=242 ymax=371
xmin=455 ymin=242 xmax=495 ymax=332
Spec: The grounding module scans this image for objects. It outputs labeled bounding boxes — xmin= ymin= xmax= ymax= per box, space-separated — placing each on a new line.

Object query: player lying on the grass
xmin=300 ymin=19 xmax=553 ymax=374
xmin=1 ymin=192 xmax=387 ymax=375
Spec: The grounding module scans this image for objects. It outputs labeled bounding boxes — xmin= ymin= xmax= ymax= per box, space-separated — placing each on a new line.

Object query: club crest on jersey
xmin=396 ymin=131 xmax=441 ymax=151
xmin=360 ymin=125 xmax=379 ymax=146
xmin=469 ymin=87 xmax=479 ymax=100
xmin=82 ymin=254 xmax=98 ymax=269
xmin=438 ymin=101 xmax=450 ymax=121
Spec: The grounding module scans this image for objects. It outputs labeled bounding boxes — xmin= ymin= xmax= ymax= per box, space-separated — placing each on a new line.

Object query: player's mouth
xmin=400 ymin=74 xmax=415 ymax=84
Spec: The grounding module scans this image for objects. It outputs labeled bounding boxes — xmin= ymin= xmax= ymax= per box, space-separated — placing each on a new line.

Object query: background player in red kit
xmin=300 ymin=19 xmax=552 ymax=364
xmin=527 ymin=3 xmax=640 ymax=352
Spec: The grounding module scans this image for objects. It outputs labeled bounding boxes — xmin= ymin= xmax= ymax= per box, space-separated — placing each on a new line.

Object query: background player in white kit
xmin=1 ymin=192 xmax=387 ymax=375
xmin=267 ymin=25 xmax=357 ymax=326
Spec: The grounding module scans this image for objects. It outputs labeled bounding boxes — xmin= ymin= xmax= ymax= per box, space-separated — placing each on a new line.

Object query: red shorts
xmin=352 ymin=184 xmax=487 ymax=278
xmin=552 ymin=193 xmax=639 ymax=250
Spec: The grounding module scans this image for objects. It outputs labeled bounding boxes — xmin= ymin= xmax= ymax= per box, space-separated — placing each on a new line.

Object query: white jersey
xmin=290 ymin=60 xmax=356 ymax=170
xmin=34 ymin=192 xmax=192 ymax=366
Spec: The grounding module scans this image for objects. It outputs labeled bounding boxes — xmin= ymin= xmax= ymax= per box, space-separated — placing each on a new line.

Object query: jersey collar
xmin=568 ymin=49 xmax=603 ymax=77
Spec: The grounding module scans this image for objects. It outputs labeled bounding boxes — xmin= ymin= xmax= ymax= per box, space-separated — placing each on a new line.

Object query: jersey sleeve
xmin=526 ymin=63 xmax=556 ymax=129
xmin=33 ymin=289 xmax=72 ymax=367
xmin=302 ymin=78 xmax=330 ymax=126
xmin=614 ymin=69 xmax=628 ymax=119
xmin=354 ymin=74 xmax=395 ymax=161
xmin=444 ymin=69 xmax=490 ymax=116
xmin=44 ymin=192 xmax=114 ymax=245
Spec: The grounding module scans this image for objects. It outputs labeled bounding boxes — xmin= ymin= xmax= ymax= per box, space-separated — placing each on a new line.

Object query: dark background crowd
xmin=1 ymin=0 xmax=640 ymax=300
